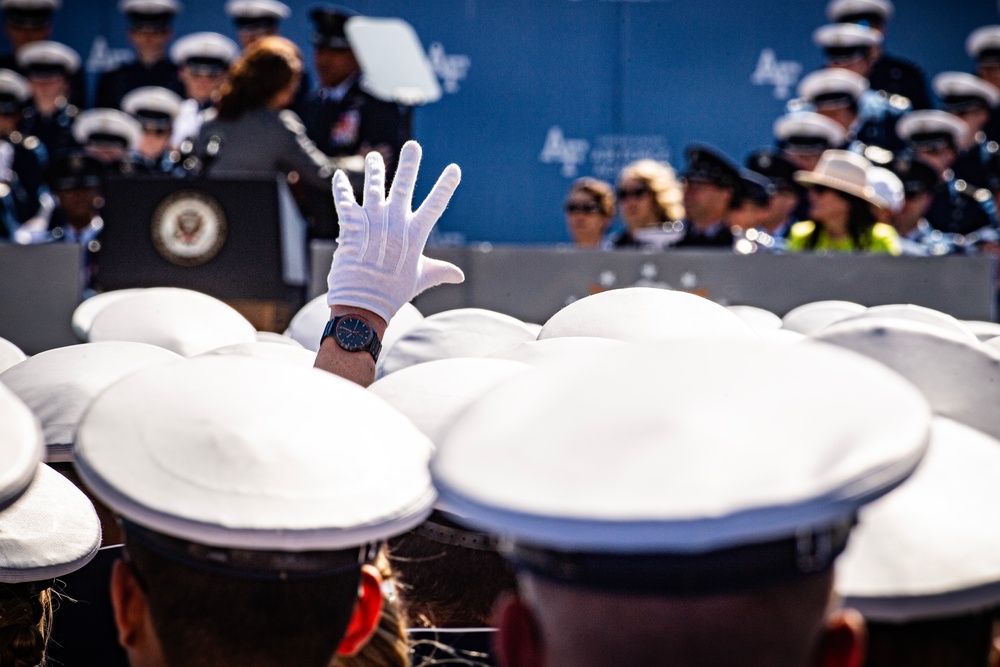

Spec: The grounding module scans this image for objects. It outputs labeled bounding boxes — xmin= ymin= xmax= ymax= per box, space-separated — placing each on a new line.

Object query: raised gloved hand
xmin=326 ymin=141 xmax=464 ymax=323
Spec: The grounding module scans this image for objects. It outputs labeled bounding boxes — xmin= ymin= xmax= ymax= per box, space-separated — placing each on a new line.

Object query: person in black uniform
xmin=746 ymin=149 xmax=804 ymax=241
xmin=887 ymin=156 xmax=939 ymax=254
xmin=93 ymin=0 xmax=184 ymax=111
xmin=967 ymin=26 xmax=1000 ymax=144
xmin=121 ymin=85 xmax=181 ymax=172
xmin=674 ymin=145 xmax=741 ymax=248
xmin=72 ymin=107 xmax=149 ymax=178
xmin=17 ymin=39 xmax=79 ymax=159
xmin=933 ymin=72 xmax=1000 ymax=193
xmin=0 ymin=68 xmax=47 ymax=236
xmin=0 ymin=0 xmax=86 ymax=108
xmin=826 ymin=0 xmax=932 ymax=110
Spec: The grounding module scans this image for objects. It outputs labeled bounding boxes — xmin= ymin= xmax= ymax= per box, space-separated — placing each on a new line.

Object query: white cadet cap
xmin=826 ymin=0 xmax=893 ymax=22
xmin=16 ymin=40 xmax=80 ymax=75
xmin=169 ymin=32 xmax=239 ymax=69
xmin=967 ymin=26 xmax=1000 ymax=60
xmin=118 ymin=0 xmax=180 ymax=14
xmin=72 ymin=288 xmax=146 ymax=341
xmin=75 ymin=357 xmax=435 ymax=555
xmin=932 ymin=72 xmax=1000 ymax=112
xmin=963 ymin=320 xmax=1000 ymax=342
xmin=432 ymin=339 xmax=930 ymax=592
xmin=0 ymin=335 xmax=26 ymax=373
xmin=757 ymin=328 xmax=809 ymax=345
xmin=0 ymin=68 xmax=30 ymax=102
xmin=378 ymin=308 xmax=537 ymax=378
xmin=0 ymin=0 xmax=59 ymax=8
xmin=121 ymin=86 xmax=183 ymax=125
xmin=814 ymin=317 xmax=1000 ymax=440
xmin=198 ymin=341 xmax=316 ymax=367
xmin=538 ymin=288 xmax=756 ymax=343
xmin=88 ymin=287 xmax=257 ymax=357
xmin=797 ymin=68 xmax=869 ymax=105
xmin=369 ymin=357 xmax=531 ymax=445
xmin=72 ymin=108 xmax=143 ymax=151
xmin=843 ymin=303 xmax=979 ymax=342
xmin=0 ymin=382 xmax=43 ymax=510
xmin=813 ymin=23 xmax=884 ymax=49
xmin=866 ymin=166 xmax=904 ymax=213
xmin=0 ymin=464 xmax=101 ymax=583
xmin=285 ymin=295 xmax=423 ymax=353
xmin=0 ymin=342 xmax=181 ymax=462
xmin=488 ymin=337 xmax=626 ymax=368
xmin=897 ymin=110 xmax=970 ymax=149
xmin=782 ymin=300 xmax=867 ymax=335
xmin=837 ymin=418 xmax=1000 ymax=622
xmin=224 ymin=0 xmax=289 ymax=20
xmin=726 ymin=305 xmax=782 ymax=332
xmin=774 ymin=112 xmax=849 ymax=148
xmin=255 ymin=330 xmax=303 ymax=347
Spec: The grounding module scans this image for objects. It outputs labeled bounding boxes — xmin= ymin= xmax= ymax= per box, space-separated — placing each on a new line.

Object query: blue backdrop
xmin=15 ymin=0 xmax=1000 ymax=243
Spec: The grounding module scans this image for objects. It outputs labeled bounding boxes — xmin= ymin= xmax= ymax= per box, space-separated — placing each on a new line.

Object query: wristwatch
xmin=321 ymin=315 xmax=382 ymax=361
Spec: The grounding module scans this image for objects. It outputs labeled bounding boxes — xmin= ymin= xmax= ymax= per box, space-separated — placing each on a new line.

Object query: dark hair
xmin=805 ymin=190 xmax=879 ymax=251
xmin=126 ymin=536 xmax=361 ymax=667
xmin=0 ymin=583 xmax=52 ymax=667
xmin=568 ymin=177 xmax=616 ymax=218
xmin=216 ymin=36 xmax=302 ymax=121
xmin=865 ymin=610 xmax=996 ymax=667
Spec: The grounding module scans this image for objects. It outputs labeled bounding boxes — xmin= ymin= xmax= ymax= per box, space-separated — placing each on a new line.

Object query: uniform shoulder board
xmin=975 ymin=188 xmax=993 ymax=204
xmin=65 ymin=105 xmax=78 ymax=118
xmin=23 ymin=136 xmax=39 ymax=150
xmin=888 ymin=94 xmax=911 ymax=111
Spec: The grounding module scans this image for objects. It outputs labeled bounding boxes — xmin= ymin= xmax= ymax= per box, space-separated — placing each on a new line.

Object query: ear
xmin=110 ymin=559 xmax=152 ymax=651
xmin=814 ymin=608 xmax=866 ymax=667
xmin=335 ymin=564 xmax=384 ymax=657
xmin=493 ymin=592 xmax=545 ymax=667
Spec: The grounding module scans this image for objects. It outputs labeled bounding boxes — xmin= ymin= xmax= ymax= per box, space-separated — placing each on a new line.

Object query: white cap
xmin=0 ymin=342 xmax=181 ymax=462
xmin=837 ymin=418 xmax=1000 ymax=621
xmin=774 ymin=111 xmax=849 ymax=148
xmin=897 ymin=110 xmax=971 ymax=148
xmin=866 ymin=166 xmax=904 ymax=213
xmin=169 ymin=32 xmax=239 ymax=68
xmin=16 ymin=40 xmax=80 ymax=75
xmin=963 ymin=320 xmax=1000 ymax=342
xmin=488 ymin=336 xmax=626 ymax=368
xmin=0 ymin=382 xmax=43 ymax=510
xmin=197 ymin=341 xmax=316 ymax=367
xmin=726 ymin=305 xmax=782 ymax=332
xmin=72 ymin=108 xmax=143 ymax=151
xmin=932 ymin=72 xmax=1000 ymax=109
xmin=121 ymin=86 xmax=183 ymax=123
xmin=224 ymin=0 xmax=289 ymax=20
xmin=87 ymin=287 xmax=257 ymax=357
xmin=0 ymin=464 xmax=101 ymax=583
xmin=118 ymin=0 xmax=180 ymax=14
xmin=0 ymin=335 xmax=26 ymax=373
xmin=432 ymin=339 xmax=929 ymax=591
xmin=72 ymin=289 xmax=146 ymax=342
xmin=75 ymin=357 xmax=435 ymax=553
xmin=813 ymin=23 xmax=884 ymax=49
xmin=826 ymin=0 xmax=894 ymax=22
xmin=843 ymin=303 xmax=979 ymax=342
xmin=797 ymin=68 xmax=869 ymax=104
xmin=0 ymin=68 xmax=30 ymax=102
xmin=537 ymin=288 xmax=756 ymax=343
xmin=0 ymin=0 xmax=59 ymax=10
xmin=967 ymin=26 xmax=1000 ymax=60
xmin=255 ymin=331 xmax=303 ymax=347
xmin=378 ymin=308 xmax=537 ymax=378
xmin=781 ymin=300 xmax=867 ymax=335
xmin=814 ymin=317 xmax=1000 ymax=441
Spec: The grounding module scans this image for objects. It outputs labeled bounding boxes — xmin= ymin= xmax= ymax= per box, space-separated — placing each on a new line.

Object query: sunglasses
xmin=565 ymin=201 xmax=600 ymax=214
xmin=616 ymin=186 xmax=650 ymax=200
xmin=144 ymin=127 xmax=170 ymax=136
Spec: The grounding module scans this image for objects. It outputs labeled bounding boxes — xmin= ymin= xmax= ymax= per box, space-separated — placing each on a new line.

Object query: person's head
xmin=332 ymin=548 xmax=409 ymax=667
xmin=310 ymin=6 xmax=359 ymax=88
xmin=968 ymin=26 xmax=1000 ymax=91
xmin=120 ymin=0 xmax=179 ymax=64
xmin=826 ymin=0 xmax=893 ymax=36
xmin=797 ymin=69 xmax=867 ymax=132
xmin=46 ymin=153 xmax=103 ymax=226
xmin=888 ymin=157 xmax=938 ymax=235
xmin=122 ymin=86 xmax=182 ymax=159
xmin=1 ymin=0 xmax=55 ymax=52
xmin=170 ymin=32 xmax=239 ymax=104
xmin=17 ymin=40 xmax=77 ymax=111
xmin=73 ymin=108 xmax=142 ymax=164
xmin=794 ymin=149 xmax=882 ymax=246
xmin=813 ymin=23 xmax=882 ymax=78
xmin=562 ymin=177 xmax=614 ymax=247
xmin=775 ymin=112 xmax=848 ymax=172
xmin=615 ymin=159 xmax=684 ymax=233
xmin=681 ymin=146 xmax=739 ymax=228
xmin=933 ymin=72 xmax=999 ymax=138
xmin=746 ymin=149 xmax=804 ymax=231
xmin=728 ymin=169 xmax=774 ymax=230
xmin=0 ymin=68 xmax=29 ymax=136
xmin=216 ymin=35 xmax=301 ymax=119
xmin=225 ymin=0 xmax=289 ymax=50
xmin=898 ymin=110 xmax=969 ymax=177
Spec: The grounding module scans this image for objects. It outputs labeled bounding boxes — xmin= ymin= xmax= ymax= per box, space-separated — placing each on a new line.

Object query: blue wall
xmin=18 ymin=0 xmax=1000 ymax=243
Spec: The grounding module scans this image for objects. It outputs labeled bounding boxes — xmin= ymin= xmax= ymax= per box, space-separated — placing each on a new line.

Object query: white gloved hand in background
xmin=326 ymin=141 xmax=465 ymax=323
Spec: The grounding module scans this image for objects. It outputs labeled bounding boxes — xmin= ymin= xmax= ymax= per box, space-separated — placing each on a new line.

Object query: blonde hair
xmin=332 ymin=549 xmax=409 ymax=667
xmin=617 ymin=159 xmax=685 ymax=222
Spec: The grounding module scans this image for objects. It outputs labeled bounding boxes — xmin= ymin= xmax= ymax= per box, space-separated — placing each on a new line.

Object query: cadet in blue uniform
xmin=301 ymin=7 xmax=409 ymax=172
xmin=898 ymin=111 xmax=998 ymax=237
xmin=169 ymin=32 xmax=239 ymax=146
xmin=0 ymin=0 xmax=86 ymax=108
xmin=674 ymin=145 xmax=741 ymax=248
xmin=0 ymin=68 xmax=47 ymax=237
xmin=826 ymin=0 xmax=932 ymax=110
xmin=933 ymin=72 xmax=1000 ymax=193
xmin=94 ymin=0 xmax=184 ymax=111
xmin=72 ymin=107 xmax=149 ymax=179
xmin=887 ymin=156 xmax=939 ymax=255
xmin=121 ymin=85 xmax=181 ymax=173
xmin=967 ymin=26 xmax=1000 ymax=144
xmin=17 ymin=40 xmax=79 ymax=159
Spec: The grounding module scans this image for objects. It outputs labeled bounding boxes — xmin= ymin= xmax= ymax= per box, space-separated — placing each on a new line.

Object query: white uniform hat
xmin=0 ymin=335 xmax=26 ymax=372
xmin=71 ymin=288 xmax=146 ymax=341
xmin=431 ymin=339 xmax=930 ymax=592
xmin=121 ymin=86 xmax=183 ymax=128
xmin=75 ymin=357 xmax=435 ymax=557
xmin=198 ymin=341 xmax=316 ymax=367
xmin=896 ymin=110 xmax=970 ymax=151
xmin=72 ymin=108 xmax=143 ymax=151
xmin=836 ymin=417 xmax=1000 ymax=621
xmin=797 ymin=68 xmax=869 ymax=107
xmin=0 ymin=0 xmax=59 ymax=9
xmin=224 ymin=0 xmax=289 ymax=21
xmin=16 ymin=40 xmax=80 ymax=76
xmin=118 ymin=0 xmax=180 ymax=13
xmin=842 ymin=303 xmax=979 ymax=342
xmin=826 ymin=0 xmax=894 ymax=22
xmin=488 ymin=336 xmax=625 ymax=368
xmin=0 ymin=68 xmax=30 ymax=112
xmin=87 ymin=287 xmax=257 ymax=357
xmin=813 ymin=23 xmax=884 ymax=50
xmin=781 ymin=300 xmax=867 ymax=335
xmin=726 ymin=305 xmax=782 ymax=332
xmin=0 ymin=382 xmax=43 ymax=510
xmin=967 ymin=26 xmax=1000 ymax=62
xmin=932 ymin=72 xmax=1000 ymax=114
xmin=963 ymin=320 xmax=1000 ymax=342
xmin=0 ymin=342 xmax=181 ymax=462
xmin=537 ymin=288 xmax=756 ymax=342
xmin=774 ymin=112 xmax=849 ymax=150
xmin=169 ymin=32 xmax=239 ymax=73
xmin=866 ymin=166 xmax=904 ymax=214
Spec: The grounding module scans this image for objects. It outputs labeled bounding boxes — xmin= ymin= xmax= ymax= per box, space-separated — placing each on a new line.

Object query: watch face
xmin=334 ymin=316 xmax=373 ymax=351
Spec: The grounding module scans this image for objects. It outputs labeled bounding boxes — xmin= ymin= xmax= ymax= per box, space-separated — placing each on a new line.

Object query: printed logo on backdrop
xmin=751 ymin=49 xmax=802 ymax=99
xmin=86 ymin=36 xmax=133 ymax=74
xmin=428 ymin=43 xmax=470 ymax=94
xmin=539 ymin=126 xmax=590 ymax=177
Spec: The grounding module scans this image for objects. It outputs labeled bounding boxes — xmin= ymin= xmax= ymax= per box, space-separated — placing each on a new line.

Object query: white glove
xmin=326 ymin=141 xmax=465 ymax=323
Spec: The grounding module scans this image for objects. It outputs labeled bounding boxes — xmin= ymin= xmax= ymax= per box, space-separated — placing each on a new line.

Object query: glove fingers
xmin=415 ymin=256 xmax=465 ymax=296
xmin=363 ymin=151 xmax=387 ymax=212
xmin=331 ymin=169 xmax=358 ymax=214
xmin=388 ymin=140 xmax=421 ymax=215
xmin=413 ymin=164 xmax=461 ymax=237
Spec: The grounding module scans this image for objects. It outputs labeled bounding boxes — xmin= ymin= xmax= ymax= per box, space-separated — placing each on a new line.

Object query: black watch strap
xmin=321 ymin=315 xmax=382 ymax=362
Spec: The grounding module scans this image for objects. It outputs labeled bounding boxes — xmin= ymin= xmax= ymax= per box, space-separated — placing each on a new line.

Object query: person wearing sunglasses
xmin=933 ymin=72 xmax=1000 ymax=194
xmin=563 ymin=177 xmax=614 ymax=249
xmin=608 ymin=159 xmax=684 ymax=249
xmin=121 ymin=85 xmax=181 ymax=172
xmin=787 ymin=149 xmax=901 ymax=254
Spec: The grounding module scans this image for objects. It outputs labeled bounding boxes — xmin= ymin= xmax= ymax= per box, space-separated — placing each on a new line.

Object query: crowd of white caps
xmin=3 ymin=284 xmax=1000 ymax=650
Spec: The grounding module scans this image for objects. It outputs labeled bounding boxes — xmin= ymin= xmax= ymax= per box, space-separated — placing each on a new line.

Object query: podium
xmin=98 ymin=175 xmax=303 ymax=302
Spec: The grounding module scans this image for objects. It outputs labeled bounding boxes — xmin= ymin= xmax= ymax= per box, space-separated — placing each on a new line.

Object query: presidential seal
xmin=150 ymin=190 xmax=227 ymax=267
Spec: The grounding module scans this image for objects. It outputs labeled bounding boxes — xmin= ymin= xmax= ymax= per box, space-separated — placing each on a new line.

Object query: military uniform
xmin=0 ymin=50 xmax=87 ymax=108
xmin=19 ymin=101 xmax=78 ymax=158
xmin=854 ymin=88 xmax=909 ymax=153
xmin=95 ymin=59 xmax=183 ymax=110
xmin=953 ymin=138 xmax=1000 ymax=192
xmin=6 ymin=130 xmax=47 ymax=223
xmin=924 ymin=178 xmax=997 ymax=237
xmin=675 ymin=144 xmax=740 ymax=249
xmin=869 ymin=54 xmax=931 ymax=110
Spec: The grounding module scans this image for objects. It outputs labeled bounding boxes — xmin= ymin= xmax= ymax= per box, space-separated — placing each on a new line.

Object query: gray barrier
xmin=0 ymin=244 xmax=82 ymax=355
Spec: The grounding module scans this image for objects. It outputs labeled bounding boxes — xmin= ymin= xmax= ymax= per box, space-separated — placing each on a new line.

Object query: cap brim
xmin=794 ymin=170 xmax=887 ymax=208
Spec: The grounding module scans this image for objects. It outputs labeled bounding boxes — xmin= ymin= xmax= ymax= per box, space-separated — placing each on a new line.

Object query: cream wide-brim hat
xmin=794 ymin=149 xmax=888 ymax=208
